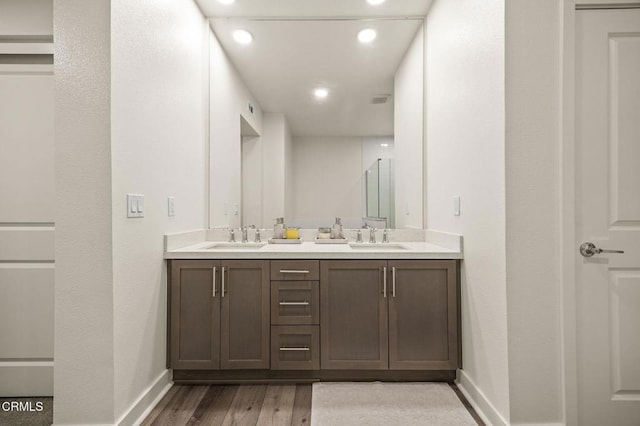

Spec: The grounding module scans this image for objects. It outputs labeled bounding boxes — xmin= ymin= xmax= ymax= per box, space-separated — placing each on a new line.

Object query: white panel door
xmin=0 ymin=61 xmax=54 ymax=397
xmin=575 ymin=9 xmax=640 ymax=425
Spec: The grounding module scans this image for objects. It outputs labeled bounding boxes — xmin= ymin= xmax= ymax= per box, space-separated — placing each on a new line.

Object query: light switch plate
xmin=453 ymin=196 xmax=461 ymax=216
xmin=168 ymin=196 xmax=175 ymax=217
xmin=127 ymin=194 xmax=144 ymax=218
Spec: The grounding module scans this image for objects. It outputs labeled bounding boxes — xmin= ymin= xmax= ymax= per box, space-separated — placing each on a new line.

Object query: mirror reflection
xmin=208 ymin=15 xmax=424 ymax=230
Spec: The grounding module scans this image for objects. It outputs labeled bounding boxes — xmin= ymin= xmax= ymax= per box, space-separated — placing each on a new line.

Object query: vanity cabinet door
xmin=169 ymin=260 xmax=221 ymax=370
xmin=320 ymin=260 xmax=388 ymax=370
xmin=388 ymin=260 xmax=459 ymax=370
xmin=220 ymin=260 xmax=270 ymax=369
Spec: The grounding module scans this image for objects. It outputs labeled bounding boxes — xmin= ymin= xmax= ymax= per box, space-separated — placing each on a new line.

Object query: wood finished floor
xmin=142 ymin=383 xmax=484 ymax=426
xmin=142 ymin=384 xmax=312 ymax=426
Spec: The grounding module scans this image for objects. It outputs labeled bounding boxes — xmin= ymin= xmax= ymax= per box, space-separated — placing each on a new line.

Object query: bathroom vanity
xmin=164 ymin=230 xmax=462 ymax=384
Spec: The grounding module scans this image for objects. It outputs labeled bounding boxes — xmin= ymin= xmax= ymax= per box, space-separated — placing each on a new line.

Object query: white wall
xmin=394 ymin=24 xmax=424 ymax=229
xmin=54 ymin=0 xmax=115 ymax=423
xmin=242 ymin=135 xmax=263 ymax=227
xmin=505 ymin=0 xmax=563 ymax=423
xmin=55 ymin=0 xmax=208 ymax=423
xmin=291 ymin=136 xmax=362 ymax=226
xmin=111 ymin=0 xmax=207 ymax=422
xmin=261 ymin=113 xmax=291 ymax=227
xmin=425 ymin=0 xmax=510 ymax=424
xmin=210 ymin=27 xmax=262 ymax=228
xmin=284 ymin=119 xmax=294 ymax=220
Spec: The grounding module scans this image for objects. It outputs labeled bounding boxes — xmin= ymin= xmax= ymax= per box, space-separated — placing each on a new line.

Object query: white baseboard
xmin=116 ymin=369 xmax=173 ymax=426
xmin=456 ymin=369 xmax=509 ymax=426
xmin=511 ymin=423 xmax=564 ymax=426
xmin=0 ymin=361 xmax=54 ymax=397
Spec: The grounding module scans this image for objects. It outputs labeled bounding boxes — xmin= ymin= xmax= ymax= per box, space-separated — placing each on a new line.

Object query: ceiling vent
xmin=371 ymin=95 xmax=391 ymax=104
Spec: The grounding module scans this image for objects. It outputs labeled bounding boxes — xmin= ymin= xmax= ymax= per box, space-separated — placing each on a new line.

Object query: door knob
xmin=579 ymin=242 xmax=624 ymax=257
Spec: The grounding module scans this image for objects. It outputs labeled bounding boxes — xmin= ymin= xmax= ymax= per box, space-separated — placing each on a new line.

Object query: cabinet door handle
xmin=279 ymin=301 xmax=310 ymax=306
xmin=279 ymin=269 xmax=310 ymax=274
xmin=392 ymin=266 xmax=396 ymax=298
xmin=221 ymin=266 xmax=225 ymax=297
xmin=212 ymin=266 xmax=217 ymax=298
xmin=383 ymin=266 xmax=387 ymax=298
xmin=279 ymin=346 xmax=310 ymax=351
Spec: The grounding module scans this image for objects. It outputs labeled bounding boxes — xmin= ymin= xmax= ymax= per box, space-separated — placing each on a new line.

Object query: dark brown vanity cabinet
xmin=320 ymin=260 xmax=389 ymax=370
xmin=169 ymin=260 xmax=220 ymax=370
xmin=168 ymin=259 xmax=270 ymax=370
xmin=320 ymin=260 xmax=459 ymax=371
xmin=388 ymin=260 xmax=459 ymax=370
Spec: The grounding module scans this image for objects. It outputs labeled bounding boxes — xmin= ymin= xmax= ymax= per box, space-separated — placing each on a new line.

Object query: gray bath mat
xmin=311 ymin=382 xmax=477 ymax=426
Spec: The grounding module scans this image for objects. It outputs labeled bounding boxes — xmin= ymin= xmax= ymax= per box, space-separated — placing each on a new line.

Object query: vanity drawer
xmin=271 ymin=326 xmax=319 ymax=370
xmin=271 ymin=281 xmax=319 ymax=325
xmin=270 ymin=260 xmax=319 ymax=281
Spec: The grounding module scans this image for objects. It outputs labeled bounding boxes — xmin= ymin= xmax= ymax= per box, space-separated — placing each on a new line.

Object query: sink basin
xmin=348 ymin=243 xmax=407 ymax=250
xmin=203 ymin=242 xmax=266 ymax=250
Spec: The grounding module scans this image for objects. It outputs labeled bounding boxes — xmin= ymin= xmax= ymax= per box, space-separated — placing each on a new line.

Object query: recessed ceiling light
xmin=367 ymin=0 xmax=386 ymax=5
xmin=381 ymin=143 xmax=389 ymax=147
xmin=358 ymin=29 xmax=377 ymax=43
xmin=233 ymin=30 xmax=253 ymax=44
xmin=314 ymin=88 xmax=329 ymax=98
xmin=217 ymin=0 xmax=235 ymax=4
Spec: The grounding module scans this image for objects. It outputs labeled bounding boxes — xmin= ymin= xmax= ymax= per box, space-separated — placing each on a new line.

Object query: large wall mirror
xmin=203 ymin=0 xmax=427 ymax=230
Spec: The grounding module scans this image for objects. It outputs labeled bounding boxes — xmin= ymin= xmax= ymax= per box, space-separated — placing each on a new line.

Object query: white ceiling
xmin=199 ymin=0 xmax=431 ymax=137
xmin=197 ymin=0 xmax=432 ymax=18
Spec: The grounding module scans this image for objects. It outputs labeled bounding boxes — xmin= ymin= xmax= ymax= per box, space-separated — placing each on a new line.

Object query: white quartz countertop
xmin=164 ymin=229 xmax=463 ymax=260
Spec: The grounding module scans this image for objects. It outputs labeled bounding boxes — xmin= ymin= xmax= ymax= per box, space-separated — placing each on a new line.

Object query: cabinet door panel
xmin=388 ymin=260 xmax=459 ymax=370
xmin=320 ymin=260 xmax=388 ymax=370
xmin=170 ymin=260 xmax=220 ymax=370
xmin=221 ymin=260 xmax=270 ymax=369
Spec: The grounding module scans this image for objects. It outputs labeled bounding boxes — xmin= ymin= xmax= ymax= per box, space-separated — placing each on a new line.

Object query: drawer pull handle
xmin=279 ymin=346 xmax=310 ymax=351
xmin=279 ymin=269 xmax=310 ymax=274
xmin=279 ymin=301 xmax=310 ymax=306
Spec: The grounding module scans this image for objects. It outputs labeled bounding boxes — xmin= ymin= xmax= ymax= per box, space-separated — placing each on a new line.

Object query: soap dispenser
xmin=274 ymin=217 xmax=285 ymax=239
xmin=332 ymin=217 xmax=343 ymax=239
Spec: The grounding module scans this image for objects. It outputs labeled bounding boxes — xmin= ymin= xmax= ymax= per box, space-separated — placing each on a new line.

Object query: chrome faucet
xmin=228 ymin=228 xmax=236 ymax=243
xmin=369 ymin=227 xmax=377 ymax=244
xmin=382 ymin=229 xmax=389 ymax=243
xmin=356 ymin=229 xmax=362 ymax=243
xmin=255 ymin=228 xmax=261 ymax=243
xmin=241 ymin=226 xmax=249 ymax=243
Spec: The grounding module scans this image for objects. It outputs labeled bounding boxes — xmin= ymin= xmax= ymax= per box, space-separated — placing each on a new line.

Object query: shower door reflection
xmin=366 ymin=158 xmax=395 ymax=228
